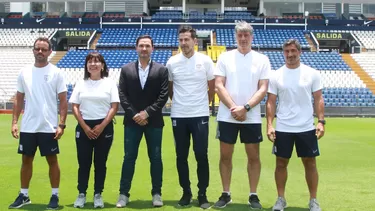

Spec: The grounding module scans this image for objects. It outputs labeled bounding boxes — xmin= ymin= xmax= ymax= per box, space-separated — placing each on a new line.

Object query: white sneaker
xmin=94 ymin=193 xmax=104 ymax=208
xmin=116 ymin=194 xmax=129 ymax=208
xmin=152 ymin=194 xmax=163 ymax=207
xmin=272 ymin=197 xmax=287 ymax=211
xmin=309 ymin=198 xmax=322 ymax=211
xmin=73 ymin=193 xmax=86 ymax=208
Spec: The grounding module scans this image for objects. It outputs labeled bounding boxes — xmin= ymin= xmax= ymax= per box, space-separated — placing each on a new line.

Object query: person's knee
xmin=22 ymin=155 xmax=34 ymax=165
xmin=276 ymin=157 xmax=289 ymax=169
xmin=302 ymin=157 xmax=317 ymax=169
xmin=194 ymin=150 xmax=208 ymax=163
xmin=124 ymin=150 xmax=139 ymax=162
xmin=176 ymin=149 xmax=189 ymax=160
xmin=220 ymin=150 xmax=233 ymax=164
xmin=46 ymin=155 xmax=59 ymax=166
xmin=247 ymin=152 xmax=260 ymax=164
xmin=148 ymin=152 xmax=162 ymax=163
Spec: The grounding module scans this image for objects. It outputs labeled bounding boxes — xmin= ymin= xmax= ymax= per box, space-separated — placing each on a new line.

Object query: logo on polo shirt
xmin=44 ymin=75 xmax=51 ymax=82
xmin=195 ymin=63 xmax=203 ymax=70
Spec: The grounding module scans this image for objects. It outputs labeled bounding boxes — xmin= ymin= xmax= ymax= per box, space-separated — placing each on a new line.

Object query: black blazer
xmin=119 ymin=60 xmax=169 ymax=127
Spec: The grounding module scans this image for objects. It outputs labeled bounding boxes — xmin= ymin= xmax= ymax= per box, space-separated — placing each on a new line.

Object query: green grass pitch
xmin=0 ymin=114 xmax=374 ymax=210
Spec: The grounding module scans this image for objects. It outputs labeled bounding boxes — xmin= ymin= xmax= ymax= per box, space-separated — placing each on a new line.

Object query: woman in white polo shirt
xmin=69 ymin=52 xmax=120 ymax=208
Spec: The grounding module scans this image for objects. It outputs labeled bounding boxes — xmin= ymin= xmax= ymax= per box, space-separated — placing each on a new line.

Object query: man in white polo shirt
xmin=9 ymin=37 xmax=67 ymax=210
xmin=266 ymin=39 xmax=325 ymax=211
xmin=167 ymin=25 xmax=215 ymax=209
xmin=214 ymin=21 xmax=271 ymax=209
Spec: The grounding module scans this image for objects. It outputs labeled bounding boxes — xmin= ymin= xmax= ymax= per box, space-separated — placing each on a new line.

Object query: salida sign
xmin=59 ymin=30 xmax=94 ymax=38
xmin=313 ymin=32 xmax=350 ymax=40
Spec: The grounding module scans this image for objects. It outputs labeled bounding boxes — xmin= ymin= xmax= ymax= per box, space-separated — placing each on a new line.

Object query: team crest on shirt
xmin=195 ymin=63 xmax=203 ymax=70
xmin=44 ymin=75 xmax=51 ymax=82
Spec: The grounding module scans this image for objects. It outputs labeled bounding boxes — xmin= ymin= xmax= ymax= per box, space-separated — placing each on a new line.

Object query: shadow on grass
xmin=65 ymin=202 xmax=116 ymax=209
xmin=15 ymin=203 xmax=65 ymax=210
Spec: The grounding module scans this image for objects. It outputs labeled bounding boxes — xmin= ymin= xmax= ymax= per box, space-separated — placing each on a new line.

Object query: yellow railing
xmin=207 ymin=44 xmax=226 ymax=61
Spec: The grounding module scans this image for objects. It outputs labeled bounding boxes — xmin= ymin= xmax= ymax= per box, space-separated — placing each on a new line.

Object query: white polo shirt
xmin=215 ymin=49 xmax=271 ymax=124
xmin=268 ymin=64 xmax=322 ymax=133
xmin=167 ymin=52 xmax=215 ymax=118
xmin=69 ymin=77 xmax=120 ymax=120
xmin=17 ymin=63 xmax=67 ymax=133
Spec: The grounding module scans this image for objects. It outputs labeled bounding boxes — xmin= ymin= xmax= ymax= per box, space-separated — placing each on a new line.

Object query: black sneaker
xmin=178 ymin=192 xmax=192 ymax=206
xmin=47 ymin=195 xmax=59 ymax=210
xmin=249 ymin=194 xmax=262 ymax=209
xmin=198 ymin=194 xmax=211 ymax=209
xmin=9 ymin=193 xmax=31 ymax=209
xmin=214 ymin=192 xmax=232 ymax=208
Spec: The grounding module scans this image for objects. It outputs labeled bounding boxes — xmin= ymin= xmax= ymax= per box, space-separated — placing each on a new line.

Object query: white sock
xmin=20 ymin=189 xmax=28 ymax=197
xmin=250 ymin=192 xmax=257 ymax=196
xmin=52 ymin=188 xmax=59 ymax=196
xmin=223 ymin=191 xmax=231 ymax=196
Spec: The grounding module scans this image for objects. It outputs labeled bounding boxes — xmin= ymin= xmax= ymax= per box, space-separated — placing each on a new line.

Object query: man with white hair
xmin=214 ymin=21 xmax=271 ymax=209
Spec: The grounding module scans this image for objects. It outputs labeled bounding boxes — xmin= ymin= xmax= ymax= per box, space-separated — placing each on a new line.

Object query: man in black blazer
xmin=116 ymin=35 xmax=169 ymax=208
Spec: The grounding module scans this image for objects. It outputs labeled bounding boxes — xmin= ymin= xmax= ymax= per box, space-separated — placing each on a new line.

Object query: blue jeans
xmin=119 ymin=126 xmax=163 ymax=196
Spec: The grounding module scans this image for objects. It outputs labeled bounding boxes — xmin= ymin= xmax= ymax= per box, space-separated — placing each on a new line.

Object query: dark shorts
xmin=216 ymin=121 xmax=263 ymax=144
xmin=18 ymin=132 xmax=59 ymax=156
xmin=273 ymin=130 xmax=320 ymax=159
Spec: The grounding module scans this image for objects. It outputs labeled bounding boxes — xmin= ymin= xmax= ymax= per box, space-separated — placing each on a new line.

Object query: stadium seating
xmin=216 ymin=29 xmax=310 ymax=49
xmin=0 ymin=28 xmax=55 ymax=47
xmin=57 ymin=49 xmax=172 ymax=68
xmin=96 ymin=28 xmax=179 ymax=48
xmin=353 ymin=31 xmax=375 ymax=50
xmin=0 ymin=49 xmax=55 ymax=102
xmin=0 ymin=26 xmax=373 ymax=107
xmin=151 ymin=11 xmax=255 ymax=20
xmin=351 ymin=53 xmax=375 ymax=80
xmin=152 ymin=11 xmax=182 ymax=20
xmin=322 ymin=87 xmax=374 ymax=107
xmin=263 ymin=51 xmax=350 ymax=71
xmin=223 ymin=11 xmax=254 ymax=20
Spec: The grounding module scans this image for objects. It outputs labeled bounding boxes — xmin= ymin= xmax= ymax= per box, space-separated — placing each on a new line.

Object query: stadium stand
xmin=352 ymin=53 xmax=375 ymax=80
xmin=0 ymin=49 xmax=56 ymax=103
xmin=152 ymin=11 xmax=183 ymax=20
xmin=353 ymin=30 xmax=375 ymax=50
xmin=263 ymin=51 xmax=350 ymax=71
xmin=0 ymin=24 xmax=374 ymax=108
xmin=57 ymin=49 xmax=172 ymax=68
xmin=216 ymin=29 xmax=310 ymax=49
xmin=96 ymin=28 xmax=179 ymax=48
xmin=0 ymin=28 xmax=55 ymax=46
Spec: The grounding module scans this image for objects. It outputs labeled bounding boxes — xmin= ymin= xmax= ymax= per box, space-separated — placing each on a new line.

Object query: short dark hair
xmin=178 ymin=25 xmax=197 ymax=39
xmin=84 ymin=52 xmax=109 ymax=80
xmin=136 ymin=35 xmax=154 ymax=47
xmin=33 ymin=37 xmax=52 ymax=50
xmin=282 ymin=39 xmax=301 ymax=51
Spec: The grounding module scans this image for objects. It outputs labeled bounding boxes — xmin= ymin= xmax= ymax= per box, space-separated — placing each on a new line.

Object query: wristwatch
xmin=58 ymin=124 xmax=66 ymax=129
xmin=244 ymin=103 xmax=251 ymax=112
xmin=318 ymin=120 xmax=326 ymax=125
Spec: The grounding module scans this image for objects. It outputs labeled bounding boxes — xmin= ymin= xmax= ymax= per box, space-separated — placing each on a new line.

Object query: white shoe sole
xmin=116 ymin=204 xmax=126 ymax=208
xmin=9 ymin=201 xmax=31 ymax=209
xmin=94 ymin=204 xmax=104 ymax=208
xmin=273 ymin=205 xmax=288 ymax=211
xmin=214 ymin=199 xmax=232 ymax=208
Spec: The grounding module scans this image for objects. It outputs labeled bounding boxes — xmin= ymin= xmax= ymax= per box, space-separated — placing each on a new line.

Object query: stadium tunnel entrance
xmin=51 ymin=30 xmax=95 ymax=51
xmin=312 ymin=31 xmax=361 ymax=53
